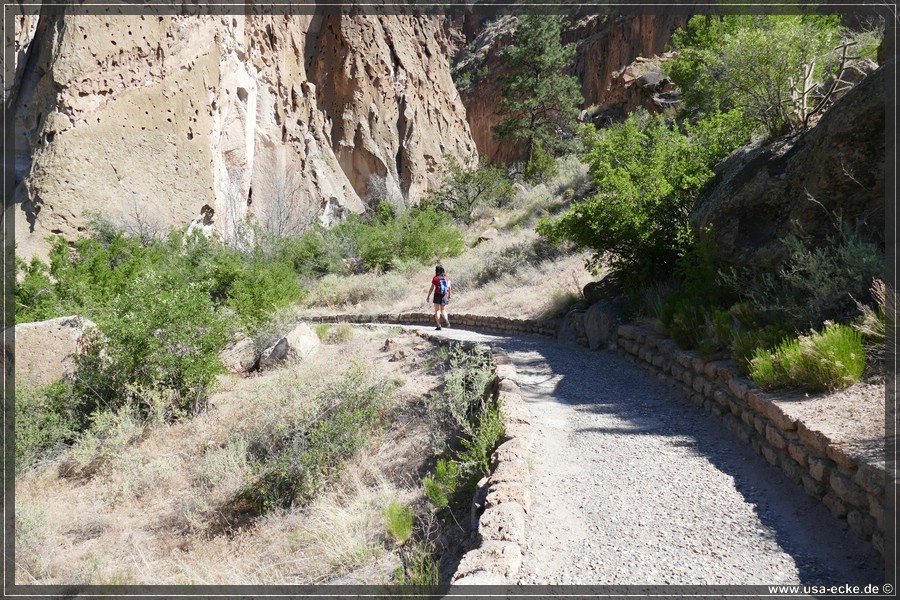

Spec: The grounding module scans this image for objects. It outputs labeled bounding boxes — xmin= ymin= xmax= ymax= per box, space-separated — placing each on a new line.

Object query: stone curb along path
xmin=414 ymin=330 xmax=533 ymax=585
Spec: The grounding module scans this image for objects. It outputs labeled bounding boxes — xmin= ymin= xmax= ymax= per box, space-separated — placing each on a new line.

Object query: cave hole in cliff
xmin=237 ymin=87 xmax=249 ymax=104
xmin=45 ymin=132 xmax=55 ymax=144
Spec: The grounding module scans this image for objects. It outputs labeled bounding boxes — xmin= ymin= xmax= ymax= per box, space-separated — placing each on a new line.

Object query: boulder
xmin=258 ymin=323 xmax=320 ymax=370
xmin=14 ymin=315 xmax=97 ymax=387
xmin=452 ymin=540 xmax=522 ymax=581
xmin=582 ymin=275 xmax=624 ymax=305
xmin=583 ymin=300 xmax=623 ymax=351
xmin=479 ymin=227 xmax=499 ymax=242
xmin=556 ymin=308 xmax=586 ymax=346
xmin=218 ymin=334 xmax=257 ymax=374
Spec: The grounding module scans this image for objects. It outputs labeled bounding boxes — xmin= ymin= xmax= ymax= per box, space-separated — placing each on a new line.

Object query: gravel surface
xmin=401 ymin=324 xmax=885 ymax=587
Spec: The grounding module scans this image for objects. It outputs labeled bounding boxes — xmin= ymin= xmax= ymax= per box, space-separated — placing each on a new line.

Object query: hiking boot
xmin=435 ymin=326 xmax=442 ymax=331
xmin=443 ymin=316 xmax=450 ymax=327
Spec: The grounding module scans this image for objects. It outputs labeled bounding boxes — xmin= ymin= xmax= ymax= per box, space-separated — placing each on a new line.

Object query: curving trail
xmin=396 ymin=323 xmax=884 ymax=587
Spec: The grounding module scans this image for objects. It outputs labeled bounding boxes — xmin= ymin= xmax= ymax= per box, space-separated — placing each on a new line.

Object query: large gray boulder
xmin=258 ymin=323 xmax=320 ymax=370
xmin=583 ymin=300 xmax=622 ymax=351
xmin=218 ymin=334 xmax=257 ymax=375
xmin=14 ymin=315 xmax=97 ymax=387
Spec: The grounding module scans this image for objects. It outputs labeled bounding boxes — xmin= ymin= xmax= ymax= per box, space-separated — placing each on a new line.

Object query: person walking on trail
xmin=427 ymin=265 xmax=451 ymax=330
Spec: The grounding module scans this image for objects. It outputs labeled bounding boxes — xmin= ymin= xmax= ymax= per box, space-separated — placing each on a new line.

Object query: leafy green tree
xmin=493 ymin=15 xmax=583 ymax=178
xmin=537 ymin=110 xmax=753 ymax=287
xmin=425 ymin=157 xmax=515 ymax=224
xmin=665 ymin=14 xmax=875 ymax=138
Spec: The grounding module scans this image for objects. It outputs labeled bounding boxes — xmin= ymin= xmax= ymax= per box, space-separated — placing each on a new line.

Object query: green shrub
xmin=458 ymin=401 xmax=504 ymax=477
xmin=523 ymin=143 xmax=559 ymax=184
xmin=314 ymin=323 xmax=331 ymax=340
xmin=730 ymin=322 xmax=796 ymax=374
xmin=15 ymin=257 xmax=61 ymax=324
xmin=62 ymin=405 xmax=145 ymax=477
xmin=279 ymin=207 xmax=464 ymax=276
xmin=430 ymin=345 xmax=494 ymax=444
xmin=423 ymin=458 xmax=459 ymax=509
xmin=424 ymin=157 xmax=515 ymax=224
xmin=15 ymin=384 xmax=75 ymax=474
xmin=723 ymin=220 xmax=884 ymax=329
xmin=423 ymin=344 xmax=502 ymax=520
xmin=665 ymin=15 xmax=877 ymax=138
xmin=393 ymin=542 xmax=439 ymax=588
xmin=750 ymin=323 xmax=865 ymax=392
xmin=383 ymin=501 xmax=415 ymax=545
xmin=538 ymin=109 xmax=752 ymax=288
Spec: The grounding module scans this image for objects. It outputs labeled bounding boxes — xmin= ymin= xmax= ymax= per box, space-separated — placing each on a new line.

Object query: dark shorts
xmin=433 ymin=293 xmax=449 ymax=305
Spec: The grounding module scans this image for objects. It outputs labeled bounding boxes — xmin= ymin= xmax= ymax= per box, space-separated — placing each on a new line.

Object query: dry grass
xmin=14 ymin=326 xmax=442 ymax=585
xmin=296 ymin=228 xmax=596 ymax=321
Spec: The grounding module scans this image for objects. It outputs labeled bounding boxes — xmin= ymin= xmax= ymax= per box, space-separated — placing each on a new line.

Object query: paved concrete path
xmin=395 ymin=324 xmax=885 ymax=587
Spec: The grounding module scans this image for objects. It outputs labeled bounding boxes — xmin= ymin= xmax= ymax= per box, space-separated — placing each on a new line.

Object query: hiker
xmin=427 ymin=265 xmax=451 ymax=330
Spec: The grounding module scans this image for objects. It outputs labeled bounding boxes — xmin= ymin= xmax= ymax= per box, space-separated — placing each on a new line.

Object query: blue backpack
xmin=438 ymin=276 xmax=450 ymax=295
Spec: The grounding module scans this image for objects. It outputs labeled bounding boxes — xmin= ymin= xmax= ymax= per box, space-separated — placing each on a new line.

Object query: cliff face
xmin=11 ymin=11 xmax=477 ymax=260
xmin=453 ymin=13 xmax=687 ymax=164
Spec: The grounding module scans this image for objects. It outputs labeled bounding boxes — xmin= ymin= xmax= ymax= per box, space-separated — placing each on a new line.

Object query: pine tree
xmin=493 ymin=15 xmax=583 ymax=178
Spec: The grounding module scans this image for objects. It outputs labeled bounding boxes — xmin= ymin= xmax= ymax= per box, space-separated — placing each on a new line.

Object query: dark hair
xmin=435 ymin=265 xmax=445 ymax=275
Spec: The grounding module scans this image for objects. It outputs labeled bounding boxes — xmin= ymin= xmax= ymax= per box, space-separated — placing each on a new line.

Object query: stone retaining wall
xmin=307 ymin=312 xmax=557 ymax=337
xmin=615 ymin=323 xmax=888 ymax=556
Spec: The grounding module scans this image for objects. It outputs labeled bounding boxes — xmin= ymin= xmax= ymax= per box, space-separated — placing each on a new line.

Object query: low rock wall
xmin=306 ymin=312 xmax=557 ymax=337
xmin=615 ymin=323 xmax=887 ymax=556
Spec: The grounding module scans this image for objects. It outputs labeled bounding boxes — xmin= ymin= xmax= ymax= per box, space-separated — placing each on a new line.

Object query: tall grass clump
xmin=383 ymin=501 xmax=415 ymax=546
xmin=750 ymin=323 xmax=865 ymax=392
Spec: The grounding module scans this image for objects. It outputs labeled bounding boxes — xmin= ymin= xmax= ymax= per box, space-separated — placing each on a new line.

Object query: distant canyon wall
xmin=453 ymin=13 xmax=687 ymax=164
xmin=9 ymin=10 xmax=477 ymax=260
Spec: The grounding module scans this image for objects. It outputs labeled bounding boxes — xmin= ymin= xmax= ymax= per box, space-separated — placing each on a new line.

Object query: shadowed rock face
xmin=690 ymin=61 xmax=888 ymax=273
xmin=10 ymin=11 xmax=477 ymax=260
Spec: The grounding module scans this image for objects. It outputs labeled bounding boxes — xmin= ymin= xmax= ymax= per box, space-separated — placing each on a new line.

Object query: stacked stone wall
xmin=615 ymin=323 xmax=888 ymax=556
xmin=412 ymin=330 xmax=532 ymax=585
xmin=307 ymin=312 xmax=557 ymax=337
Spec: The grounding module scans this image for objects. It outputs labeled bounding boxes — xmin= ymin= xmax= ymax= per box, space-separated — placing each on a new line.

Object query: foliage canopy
xmin=537 ymin=109 xmax=753 ymax=286
xmin=665 ymin=14 xmax=879 ymax=138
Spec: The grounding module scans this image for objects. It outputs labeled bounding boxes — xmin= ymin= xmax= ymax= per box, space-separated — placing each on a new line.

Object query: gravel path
xmin=401 ymin=325 xmax=884 ymax=586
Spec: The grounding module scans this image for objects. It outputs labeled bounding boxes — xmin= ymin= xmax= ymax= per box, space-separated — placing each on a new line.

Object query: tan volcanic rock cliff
xmin=11 ymin=11 xmax=477 ymax=260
